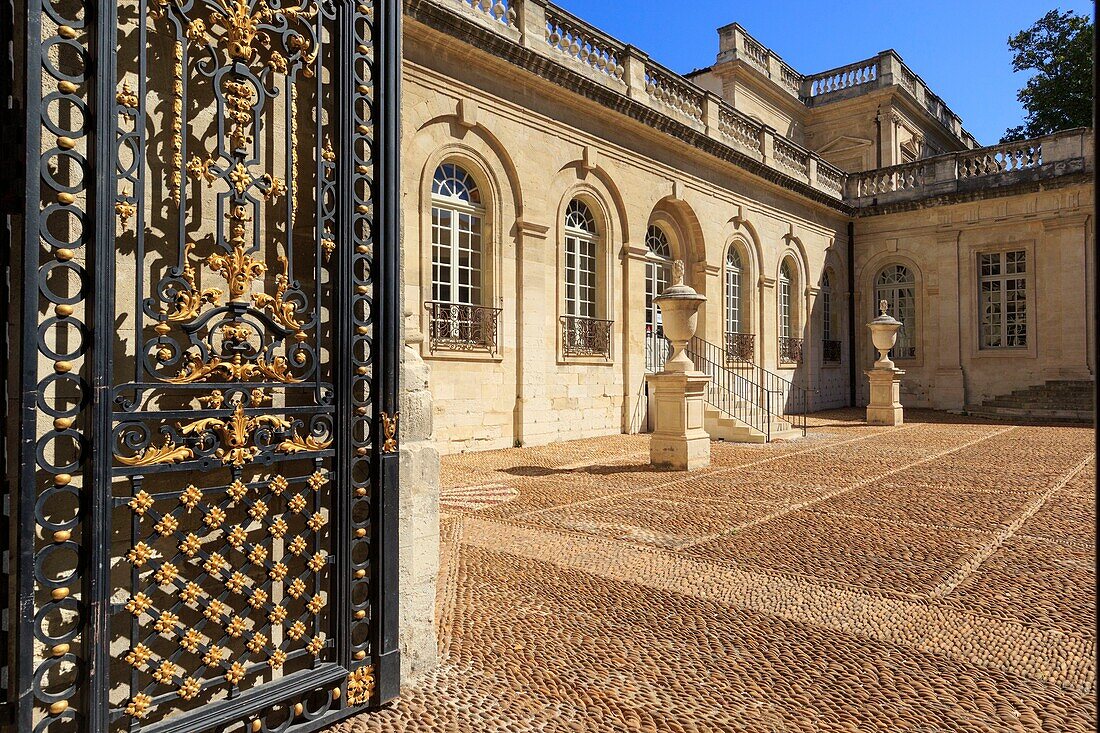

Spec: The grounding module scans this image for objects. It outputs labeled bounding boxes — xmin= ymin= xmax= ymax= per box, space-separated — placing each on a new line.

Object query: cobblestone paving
xmin=333 ymin=410 xmax=1096 ymax=733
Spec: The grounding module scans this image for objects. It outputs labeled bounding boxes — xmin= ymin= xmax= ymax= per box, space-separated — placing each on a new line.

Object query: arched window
xmin=725 ymin=247 xmax=744 ymax=336
xmin=431 ymin=163 xmax=483 ymax=305
xmin=778 ymin=259 xmax=802 ymax=364
xmin=564 ymin=199 xmax=598 ymax=319
xmin=875 ymin=264 xmax=916 ymax=359
xmin=822 ymin=269 xmax=840 ymax=363
xmin=645 ymin=225 xmax=672 ymax=334
xmin=779 ymin=260 xmax=793 ymax=339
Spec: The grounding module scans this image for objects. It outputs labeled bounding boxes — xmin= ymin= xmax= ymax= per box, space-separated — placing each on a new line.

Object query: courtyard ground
xmin=334 ymin=409 xmax=1096 ymax=733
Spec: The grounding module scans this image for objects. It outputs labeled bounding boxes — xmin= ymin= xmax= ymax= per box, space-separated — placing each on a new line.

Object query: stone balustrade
xmin=804 ymin=51 xmax=979 ymax=150
xmin=846 ymin=128 xmax=1092 ymax=206
xmin=428 ymin=0 xmax=847 ymax=200
xmin=717 ymin=23 xmax=804 ymax=99
xmin=645 ymin=61 xmax=705 ymax=124
xmin=544 ymin=4 xmax=626 ymax=83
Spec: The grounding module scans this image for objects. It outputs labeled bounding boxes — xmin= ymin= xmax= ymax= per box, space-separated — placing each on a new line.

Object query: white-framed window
xmin=725 ymin=247 xmax=743 ymax=335
xmin=564 ymin=199 xmax=598 ymax=319
xmin=645 ymin=225 xmax=672 ymax=333
xmin=431 ymin=163 xmax=483 ymax=305
xmin=822 ymin=271 xmax=833 ymax=342
xmin=874 ymin=264 xmax=917 ymax=359
xmin=778 ymin=260 xmax=793 ymax=339
xmin=979 ymin=250 xmax=1027 ymax=349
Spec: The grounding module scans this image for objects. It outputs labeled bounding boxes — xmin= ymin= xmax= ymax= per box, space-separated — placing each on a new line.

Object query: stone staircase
xmin=703 ymin=400 xmax=802 ymax=444
xmin=965 ymin=380 xmax=1095 ymax=424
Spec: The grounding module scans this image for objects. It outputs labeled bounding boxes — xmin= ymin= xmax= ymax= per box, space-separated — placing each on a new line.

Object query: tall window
xmin=645 ymin=225 xmax=672 ymax=333
xmin=875 ymin=264 xmax=916 ymax=359
xmin=778 ymin=260 xmax=793 ymax=339
xmin=822 ymin=271 xmax=833 ymax=341
xmin=725 ymin=247 xmax=743 ymax=335
xmin=564 ymin=199 xmax=598 ymax=319
xmin=431 ymin=163 xmax=483 ymax=305
xmin=980 ymin=250 xmax=1027 ymax=349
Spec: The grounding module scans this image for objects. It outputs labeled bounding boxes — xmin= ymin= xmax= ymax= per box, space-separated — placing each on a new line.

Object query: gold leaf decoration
xmin=117 ymin=438 xmax=194 ymax=467
xmin=346 ymin=665 xmax=375 ymax=706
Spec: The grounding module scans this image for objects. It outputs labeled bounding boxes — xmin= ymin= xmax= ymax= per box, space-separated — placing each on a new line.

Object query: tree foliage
xmin=1001 ymin=9 xmax=1093 ymax=142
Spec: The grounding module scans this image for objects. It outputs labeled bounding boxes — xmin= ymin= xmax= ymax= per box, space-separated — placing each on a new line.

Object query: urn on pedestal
xmin=865 ymin=300 xmax=905 ymax=426
xmin=649 ymin=261 xmax=711 ymax=470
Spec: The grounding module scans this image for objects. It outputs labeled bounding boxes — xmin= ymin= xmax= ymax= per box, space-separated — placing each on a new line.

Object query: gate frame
xmin=1 ymin=0 xmax=402 ymax=730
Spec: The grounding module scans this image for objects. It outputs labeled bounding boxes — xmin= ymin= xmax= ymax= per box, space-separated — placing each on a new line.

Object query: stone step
xmin=965 ymin=405 xmax=1093 ymax=424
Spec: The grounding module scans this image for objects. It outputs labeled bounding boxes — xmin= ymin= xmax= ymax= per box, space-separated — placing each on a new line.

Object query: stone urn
xmin=654 ymin=261 xmax=706 ymax=372
xmin=867 ymin=299 xmax=902 ymax=369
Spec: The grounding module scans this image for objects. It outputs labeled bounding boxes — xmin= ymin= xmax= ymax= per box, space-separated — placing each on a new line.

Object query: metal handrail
xmin=644 ymin=331 xmax=809 ymax=439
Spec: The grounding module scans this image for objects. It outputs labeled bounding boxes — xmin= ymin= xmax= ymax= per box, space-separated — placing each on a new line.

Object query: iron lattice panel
xmin=7 ymin=1 xmax=401 ymax=732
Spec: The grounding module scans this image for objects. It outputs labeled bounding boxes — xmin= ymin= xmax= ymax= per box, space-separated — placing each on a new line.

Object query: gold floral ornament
xmin=268 ymin=605 xmax=287 ymax=624
xmin=168 ymin=353 xmax=301 ymax=385
xmin=127 ymin=542 xmax=156 ymax=567
xmin=253 ymin=255 xmax=306 ymax=341
xmin=268 ymin=562 xmax=288 ymax=582
xmin=227 ymin=525 xmax=248 ymax=548
xmin=180 ymin=629 xmax=204 ymax=653
xmin=286 ymin=578 xmax=306 ymax=599
xmin=226 ymin=572 xmax=249 ymax=594
xmin=226 ymin=616 xmax=248 ymax=638
xmin=179 ymin=582 xmax=204 ymax=604
xmin=179 ymin=533 xmax=201 ymax=558
xmin=125 ymin=693 xmax=154 ymax=719
xmin=203 ymin=645 xmax=227 ymax=667
xmin=346 ymin=665 xmax=375 ymax=706
xmin=306 ymin=635 xmax=325 ymax=656
xmin=153 ymin=660 xmax=178 ymax=685
xmin=207 ymin=206 xmax=267 ymax=302
xmin=225 ymin=661 xmax=247 ymax=686
xmin=246 ymin=632 xmax=267 ymax=654
xmin=117 ymin=435 xmax=194 ymax=467
xmin=180 ymin=402 xmax=291 ymax=467
xmin=154 ymin=610 xmax=180 ymax=633
xmin=126 ymin=593 xmax=153 ymax=617
xmin=125 ymin=644 xmax=154 ymax=669
xmin=180 ymin=484 xmax=203 ymax=511
xmin=154 ymin=562 xmax=179 ymax=586
xmin=269 ymin=650 xmax=287 ymax=669
xmin=129 ymin=490 xmax=155 ymax=515
xmin=248 ymin=589 xmax=268 ymax=609
xmin=381 ymin=411 xmax=399 ymax=453
xmin=154 ymin=514 xmax=178 ymax=536
xmin=287 ymin=536 xmax=307 ymax=556
xmin=163 ymin=242 xmax=222 ymax=323
xmin=286 ymin=621 xmax=306 ymax=640
xmin=178 ymin=677 xmax=201 ymax=701
xmin=307 ymin=470 xmax=328 ymax=491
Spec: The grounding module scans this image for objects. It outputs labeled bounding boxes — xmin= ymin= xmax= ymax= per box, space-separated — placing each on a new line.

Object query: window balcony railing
xmin=724 ymin=332 xmax=755 ymax=364
xmin=425 ymin=301 xmax=503 ymax=356
xmin=823 ymin=339 xmax=842 ymax=363
xmin=561 ymin=315 xmax=613 ymax=358
xmin=779 ymin=336 xmax=803 ymax=365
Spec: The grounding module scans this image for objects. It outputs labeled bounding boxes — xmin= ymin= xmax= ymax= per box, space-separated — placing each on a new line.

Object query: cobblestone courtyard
xmin=335 ymin=410 xmax=1096 ymax=733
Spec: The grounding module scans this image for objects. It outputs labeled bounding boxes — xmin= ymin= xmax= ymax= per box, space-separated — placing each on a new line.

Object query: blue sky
xmin=550 ymin=0 xmax=1093 ymax=144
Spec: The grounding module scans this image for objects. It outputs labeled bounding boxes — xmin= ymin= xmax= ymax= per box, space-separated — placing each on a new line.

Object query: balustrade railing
xmin=456 ymin=0 xmax=517 ymax=27
xmin=724 ymin=332 xmax=755 ymax=363
xmin=823 ymin=339 xmax=842 ymax=363
xmin=740 ymin=34 xmax=769 ymax=73
xmin=561 ymin=315 xmax=613 ymax=358
xmin=544 ymin=5 xmax=626 ymax=82
xmin=845 ymin=130 xmax=1089 ymax=202
xmin=644 ymin=62 xmax=704 ymax=124
xmin=779 ymin=336 xmax=804 ymax=364
xmin=426 ymin=0 xmax=848 ymax=199
xmin=774 ymin=137 xmax=810 ymax=179
xmin=717 ymin=106 xmax=764 ymax=157
xmin=806 ymin=59 xmax=878 ymax=97
xmin=426 ymin=301 xmax=503 ymax=355
xmin=959 ymin=140 xmax=1042 ymax=178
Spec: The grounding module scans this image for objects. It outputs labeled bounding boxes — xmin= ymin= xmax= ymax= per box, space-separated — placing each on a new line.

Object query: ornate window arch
xmin=430 ymin=162 xmax=484 ymax=305
xmin=875 ymin=264 xmax=917 ymax=359
xmin=645 ymin=224 xmax=673 ymax=334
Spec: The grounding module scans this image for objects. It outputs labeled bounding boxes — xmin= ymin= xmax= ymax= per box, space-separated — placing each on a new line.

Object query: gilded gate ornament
xmin=346 ymin=665 xmax=376 ymax=706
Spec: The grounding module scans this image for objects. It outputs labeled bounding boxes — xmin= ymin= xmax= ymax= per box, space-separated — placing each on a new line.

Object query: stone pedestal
xmin=866 ymin=367 xmax=905 ymax=426
xmin=649 ymin=371 xmax=711 ymax=470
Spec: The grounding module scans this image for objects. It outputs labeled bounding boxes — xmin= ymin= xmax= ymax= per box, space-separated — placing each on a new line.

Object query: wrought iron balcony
xmin=724 ymin=332 xmax=755 ymax=364
xmin=779 ymin=336 xmax=804 ymax=364
xmin=823 ymin=339 xmax=842 ymax=363
xmin=425 ymin=301 xmax=503 ymax=355
xmin=561 ymin=315 xmax=613 ymax=358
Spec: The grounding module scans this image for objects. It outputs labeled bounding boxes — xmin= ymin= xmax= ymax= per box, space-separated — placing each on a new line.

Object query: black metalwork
xmin=561 ymin=315 xmax=613 ymax=358
xmin=779 ymin=336 xmax=804 ymax=364
xmin=425 ymin=301 xmax=502 ymax=355
xmin=7 ymin=0 xmax=401 ymax=731
xmin=823 ymin=339 xmax=842 ymax=363
xmin=724 ymin=332 xmax=755 ymax=364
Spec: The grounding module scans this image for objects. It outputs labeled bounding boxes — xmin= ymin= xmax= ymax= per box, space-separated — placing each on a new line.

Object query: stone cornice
xmin=404 ymin=0 xmax=853 ymax=215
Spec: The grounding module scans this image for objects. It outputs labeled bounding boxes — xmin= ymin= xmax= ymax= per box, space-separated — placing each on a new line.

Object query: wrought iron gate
xmin=2 ymin=0 xmax=401 ymax=731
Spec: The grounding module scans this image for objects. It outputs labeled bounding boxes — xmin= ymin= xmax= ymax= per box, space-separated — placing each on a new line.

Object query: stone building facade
xmin=401 ymin=0 xmax=1094 ymax=455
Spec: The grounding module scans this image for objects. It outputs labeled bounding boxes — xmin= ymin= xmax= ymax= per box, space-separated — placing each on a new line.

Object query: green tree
xmin=1001 ymin=9 xmax=1093 ymax=142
